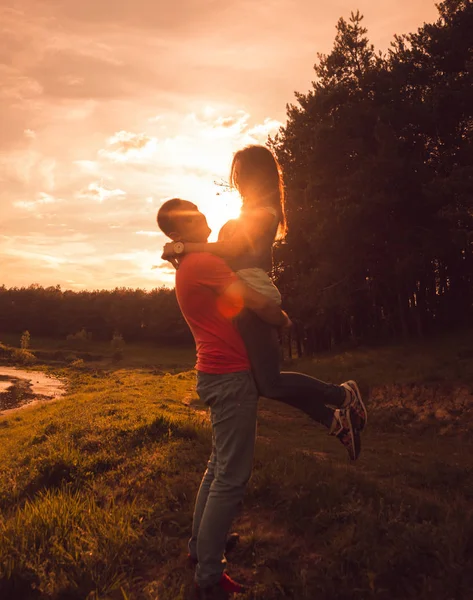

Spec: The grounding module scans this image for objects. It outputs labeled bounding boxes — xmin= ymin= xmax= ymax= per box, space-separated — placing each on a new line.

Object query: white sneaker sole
xmin=343 ymin=380 xmax=367 ymax=430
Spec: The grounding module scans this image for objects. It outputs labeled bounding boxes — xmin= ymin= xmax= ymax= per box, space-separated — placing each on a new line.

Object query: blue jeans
xmin=236 ymin=309 xmax=345 ymax=428
xmin=189 ymin=370 xmax=258 ymax=587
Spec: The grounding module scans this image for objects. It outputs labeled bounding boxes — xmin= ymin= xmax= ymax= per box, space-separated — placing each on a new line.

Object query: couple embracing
xmin=156 ymin=145 xmax=367 ymax=599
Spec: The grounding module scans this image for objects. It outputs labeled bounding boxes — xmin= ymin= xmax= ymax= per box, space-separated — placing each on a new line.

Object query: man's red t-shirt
xmin=175 ymin=253 xmax=250 ymax=374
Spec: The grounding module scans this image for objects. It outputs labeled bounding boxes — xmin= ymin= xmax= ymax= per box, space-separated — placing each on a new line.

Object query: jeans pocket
xmin=197 ymin=374 xmax=223 ymax=408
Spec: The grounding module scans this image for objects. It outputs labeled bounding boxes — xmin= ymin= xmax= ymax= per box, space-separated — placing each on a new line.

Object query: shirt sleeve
xmin=193 ymin=253 xmax=238 ymax=294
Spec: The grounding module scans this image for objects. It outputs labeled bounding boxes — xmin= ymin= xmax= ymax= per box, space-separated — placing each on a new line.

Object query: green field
xmin=0 ymin=332 xmax=472 ymax=599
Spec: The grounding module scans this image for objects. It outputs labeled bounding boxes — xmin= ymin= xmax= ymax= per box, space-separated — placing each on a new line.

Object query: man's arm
xmin=224 ymin=280 xmax=291 ymax=328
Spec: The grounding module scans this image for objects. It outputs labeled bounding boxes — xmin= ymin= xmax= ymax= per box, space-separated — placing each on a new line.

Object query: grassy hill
xmin=0 ymin=332 xmax=472 ymax=599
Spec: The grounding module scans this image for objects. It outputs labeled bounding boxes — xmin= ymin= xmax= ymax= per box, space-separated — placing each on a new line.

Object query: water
xmin=0 ymin=380 xmax=12 ymax=392
xmin=0 ymin=367 xmax=65 ymax=414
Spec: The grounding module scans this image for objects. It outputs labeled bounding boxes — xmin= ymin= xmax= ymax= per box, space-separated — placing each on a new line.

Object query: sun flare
xmin=191 ymin=184 xmax=242 ymax=242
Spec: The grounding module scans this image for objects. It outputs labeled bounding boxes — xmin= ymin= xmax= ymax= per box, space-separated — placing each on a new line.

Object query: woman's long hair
xmin=229 ymin=144 xmax=287 ymax=239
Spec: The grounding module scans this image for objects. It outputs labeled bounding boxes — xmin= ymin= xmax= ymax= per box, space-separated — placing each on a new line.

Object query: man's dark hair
xmin=157 ymin=198 xmax=195 ymax=237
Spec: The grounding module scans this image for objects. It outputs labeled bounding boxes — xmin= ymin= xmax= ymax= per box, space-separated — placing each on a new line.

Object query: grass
xmin=0 ymin=333 xmax=472 ymax=599
xmin=292 ymin=327 xmax=473 ymax=387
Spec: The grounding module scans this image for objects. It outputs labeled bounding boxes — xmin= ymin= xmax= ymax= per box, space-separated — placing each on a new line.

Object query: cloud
xmin=27 ymin=48 xmax=152 ymax=100
xmin=13 ymin=192 xmax=57 ymax=210
xmin=99 ymin=131 xmax=158 ymax=162
xmin=94 ymin=111 xmax=281 ymax=178
xmin=108 ymin=131 xmax=153 ymax=152
xmin=23 ymin=0 xmax=235 ymax=35
xmin=135 ymin=231 xmax=160 ymax=237
xmin=6 ymin=247 xmax=68 ymax=267
xmin=74 ymin=160 xmax=99 ymax=173
xmin=77 ymin=182 xmax=126 ymax=202
xmin=215 ymin=116 xmax=241 ymax=129
xmin=248 ymin=118 xmax=283 ymax=139
xmin=1 ymin=150 xmax=54 ymax=187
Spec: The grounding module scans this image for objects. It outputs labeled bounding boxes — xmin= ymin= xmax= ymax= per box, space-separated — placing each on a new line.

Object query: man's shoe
xmin=329 ymin=407 xmax=361 ymax=461
xmin=188 ymin=533 xmax=240 ymax=566
xmin=195 ymin=572 xmax=247 ymax=599
xmin=341 ymin=380 xmax=367 ymax=431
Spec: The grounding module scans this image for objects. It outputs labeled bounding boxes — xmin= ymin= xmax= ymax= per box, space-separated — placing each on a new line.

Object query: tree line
xmin=0 ymin=285 xmax=192 ymax=345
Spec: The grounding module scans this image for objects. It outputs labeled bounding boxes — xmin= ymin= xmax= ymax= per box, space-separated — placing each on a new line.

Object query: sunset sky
xmin=1 ymin=0 xmax=438 ymax=291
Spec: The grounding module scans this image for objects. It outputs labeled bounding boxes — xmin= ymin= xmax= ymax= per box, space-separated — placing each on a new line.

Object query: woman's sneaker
xmin=341 ymin=380 xmax=367 ymax=431
xmin=329 ymin=407 xmax=361 ymax=461
xmin=195 ymin=573 xmax=247 ymax=599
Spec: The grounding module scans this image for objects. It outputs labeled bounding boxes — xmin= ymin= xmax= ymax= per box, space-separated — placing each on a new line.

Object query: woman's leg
xmin=236 ymin=309 xmax=345 ymax=429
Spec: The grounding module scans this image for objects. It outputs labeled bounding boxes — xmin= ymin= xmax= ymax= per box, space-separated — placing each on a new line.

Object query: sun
xmin=193 ymin=184 xmax=242 ymax=242
xmin=173 ymin=172 xmax=243 ymax=241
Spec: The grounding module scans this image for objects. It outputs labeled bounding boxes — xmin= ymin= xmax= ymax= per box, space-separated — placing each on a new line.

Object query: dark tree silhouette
xmin=270 ymin=1 xmax=473 ymax=352
xmin=0 ymin=285 xmax=191 ymax=345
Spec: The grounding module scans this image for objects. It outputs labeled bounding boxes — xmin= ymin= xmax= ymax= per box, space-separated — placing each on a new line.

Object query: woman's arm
xmin=162 ymin=238 xmax=245 ymax=261
xmin=180 ymin=235 xmax=248 ymax=260
xmin=162 ymin=208 xmax=275 ymax=260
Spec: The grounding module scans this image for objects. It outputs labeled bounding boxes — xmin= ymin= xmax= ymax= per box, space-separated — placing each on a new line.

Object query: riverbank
xmin=0 ymin=367 xmax=65 ymax=414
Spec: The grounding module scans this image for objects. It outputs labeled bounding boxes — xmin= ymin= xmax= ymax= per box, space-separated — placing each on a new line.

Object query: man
xmin=157 ymin=198 xmax=290 ymax=599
